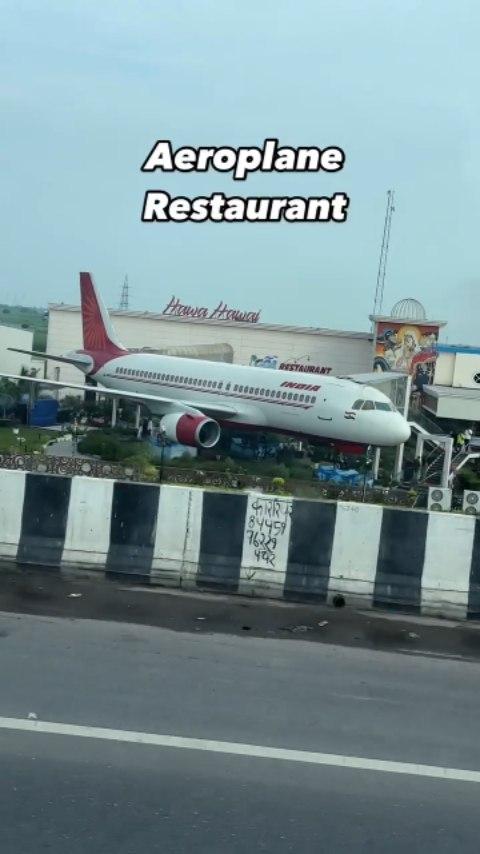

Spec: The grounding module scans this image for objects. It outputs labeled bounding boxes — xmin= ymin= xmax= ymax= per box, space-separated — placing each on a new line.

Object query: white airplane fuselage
xmin=3 ymin=272 xmax=411 ymax=450
xmin=93 ymin=352 xmax=410 ymax=447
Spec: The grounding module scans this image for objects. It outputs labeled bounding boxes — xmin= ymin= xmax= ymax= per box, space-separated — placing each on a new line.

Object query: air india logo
xmin=82 ymin=289 xmax=109 ymax=351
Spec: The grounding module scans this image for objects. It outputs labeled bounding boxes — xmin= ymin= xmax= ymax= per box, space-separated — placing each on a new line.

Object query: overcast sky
xmin=1 ymin=1 xmax=478 ymax=343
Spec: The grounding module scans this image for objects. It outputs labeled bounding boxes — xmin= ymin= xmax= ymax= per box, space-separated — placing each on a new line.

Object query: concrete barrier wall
xmin=1 ymin=469 xmax=480 ymax=620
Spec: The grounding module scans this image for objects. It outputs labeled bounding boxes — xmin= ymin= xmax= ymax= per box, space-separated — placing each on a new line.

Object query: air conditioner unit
xmin=463 ymin=490 xmax=480 ymax=515
xmin=428 ymin=487 xmax=452 ymax=512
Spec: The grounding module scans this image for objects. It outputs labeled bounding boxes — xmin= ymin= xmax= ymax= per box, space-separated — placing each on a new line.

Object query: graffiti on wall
xmin=245 ymin=495 xmax=292 ymax=570
xmin=373 ymin=321 xmax=440 ymax=392
xmin=249 ymin=355 xmax=278 ymax=368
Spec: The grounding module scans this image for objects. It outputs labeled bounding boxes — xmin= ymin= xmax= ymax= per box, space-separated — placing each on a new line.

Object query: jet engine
xmin=160 ymin=412 xmax=221 ymax=448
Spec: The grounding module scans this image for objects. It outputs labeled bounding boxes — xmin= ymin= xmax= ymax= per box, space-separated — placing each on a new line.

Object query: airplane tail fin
xmin=79 ymin=272 xmax=127 ymax=355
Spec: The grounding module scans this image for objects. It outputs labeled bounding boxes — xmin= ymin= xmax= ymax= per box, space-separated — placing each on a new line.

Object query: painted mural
xmin=249 ymin=355 xmax=278 ymax=368
xmin=373 ymin=321 xmax=440 ymax=392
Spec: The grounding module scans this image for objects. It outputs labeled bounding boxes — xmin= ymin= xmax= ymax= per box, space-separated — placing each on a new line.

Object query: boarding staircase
xmin=407 ymin=413 xmax=480 ymax=485
xmin=408 ymin=411 xmax=444 ymax=446
xmin=450 ymin=447 xmax=480 ymax=478
xmin=423 ymin=442 xmax=480 ymax=484
xmin=408 ymin=416 xmax=447 ymax=483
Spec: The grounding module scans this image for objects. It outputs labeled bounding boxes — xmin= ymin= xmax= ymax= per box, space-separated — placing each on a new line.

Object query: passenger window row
xmin=113 ymin=367 xmax=316 ymax=404
xmin=232 ymin=385 xmax=315 ymax=403
xmin=114 ymin=366 xmax=227 ymax=390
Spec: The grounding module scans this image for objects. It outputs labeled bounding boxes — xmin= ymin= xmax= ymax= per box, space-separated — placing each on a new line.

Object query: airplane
xmin=1 ymin=272 xmax=411 ymax=452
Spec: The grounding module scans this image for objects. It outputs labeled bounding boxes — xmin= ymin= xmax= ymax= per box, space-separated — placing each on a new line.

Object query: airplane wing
xmin=0 ymin=372 xmax=239 ymax=418
xmin=341 ymin=371 xmax=408 ymax=384
xmin=7 ymin=347 xmax=91 ymax=369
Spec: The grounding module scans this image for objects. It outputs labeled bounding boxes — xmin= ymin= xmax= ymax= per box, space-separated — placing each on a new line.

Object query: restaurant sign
xmin=162 ymin=296 xmax=260 ymax=324
xmin=279 ymin=362 xmax=332 ymax=375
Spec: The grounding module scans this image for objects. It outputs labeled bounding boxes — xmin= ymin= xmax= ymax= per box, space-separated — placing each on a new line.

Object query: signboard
xmin=451 ymin=354 xmax=480 ymax=390
xmin=373 ymin=321 xmax=440 ymax=392
xmin=162 ymin=296 xmax=260 ymax=324
xmin=249 ymin=357 xmax=333 ymax=374
xmin=279 ymin=362 xmax=332 ymax=375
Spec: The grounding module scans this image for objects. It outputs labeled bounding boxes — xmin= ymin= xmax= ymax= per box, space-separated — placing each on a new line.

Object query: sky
xmin=1 ymin=0 xmax=479 ymax=343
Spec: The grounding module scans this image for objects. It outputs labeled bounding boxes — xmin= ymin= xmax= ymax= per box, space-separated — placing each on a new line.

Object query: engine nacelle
xmin=160 ymin=412 xmax=221 ymax=448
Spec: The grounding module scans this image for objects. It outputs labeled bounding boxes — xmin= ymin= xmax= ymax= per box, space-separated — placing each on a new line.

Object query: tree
xmin=0 ymin=378 xmax=21 ymax=401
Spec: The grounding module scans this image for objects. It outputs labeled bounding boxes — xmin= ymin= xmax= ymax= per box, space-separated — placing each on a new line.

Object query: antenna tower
xmin=372 ymin=190 xmax=395 ymax=322
xmin=119 ymin=275 xmax=129 ymax=311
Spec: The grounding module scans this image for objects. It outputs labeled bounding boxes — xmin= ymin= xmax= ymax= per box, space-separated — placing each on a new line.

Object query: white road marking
xmin=0 ymin=716 xmax=479 ymax=784
xmin=330 ymin=692 xmax=402 ymax=705
xmin=397 ymin=648 xmax=473 ymax=661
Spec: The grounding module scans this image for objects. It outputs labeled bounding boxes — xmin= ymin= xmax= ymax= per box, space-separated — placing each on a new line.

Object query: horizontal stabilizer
xmin=7 ymin=348 xmax=90 ymax=369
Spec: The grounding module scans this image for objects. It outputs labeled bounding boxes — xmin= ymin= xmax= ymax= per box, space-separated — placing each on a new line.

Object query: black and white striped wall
xmin=1 ymin=469 xmax=480 ymax=620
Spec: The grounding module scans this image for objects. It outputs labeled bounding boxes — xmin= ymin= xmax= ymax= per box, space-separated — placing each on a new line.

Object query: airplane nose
xmin=396 ymin=418 xmax=411 ymax=444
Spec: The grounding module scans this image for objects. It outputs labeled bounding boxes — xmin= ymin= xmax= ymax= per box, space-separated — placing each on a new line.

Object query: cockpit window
xmin=353 ymin=397 xmax=394 ymax=411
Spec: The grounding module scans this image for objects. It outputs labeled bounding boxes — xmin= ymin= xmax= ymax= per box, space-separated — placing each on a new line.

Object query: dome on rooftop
xmin=390 ymin=298 xmax=426 ymax=321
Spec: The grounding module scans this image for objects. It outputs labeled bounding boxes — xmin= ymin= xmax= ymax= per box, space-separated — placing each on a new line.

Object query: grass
xmin=0 ymin=426 xmax=52 ymax=454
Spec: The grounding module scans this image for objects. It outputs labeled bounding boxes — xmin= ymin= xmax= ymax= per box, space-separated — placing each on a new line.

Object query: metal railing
xmin=0 ymin=455 xmax=419 ymax=508
xmin=0 ymin=453 xmax=139 ymax=481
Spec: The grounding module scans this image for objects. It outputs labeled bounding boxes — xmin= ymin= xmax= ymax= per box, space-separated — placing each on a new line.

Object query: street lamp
xmin=71 ymin=418 xmax=78 ymax=455
xmin=362 ymin=445 xmax=373 ymax=502
xmin=158 ymin=425 xmax=167 ymax=483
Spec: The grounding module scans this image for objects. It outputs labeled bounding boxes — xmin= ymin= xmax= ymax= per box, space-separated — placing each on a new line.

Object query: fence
xmin=0 ymin=453 xmax=421 ymax=505
xmin=159 ymin=466 xmax=418 ymax=506
xmin=0 ymin=453 xmax=139 ymax=481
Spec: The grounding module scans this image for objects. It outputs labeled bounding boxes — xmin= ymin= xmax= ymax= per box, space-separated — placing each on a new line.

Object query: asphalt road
xmin=1 ymin=569 xmax=480 ymax=852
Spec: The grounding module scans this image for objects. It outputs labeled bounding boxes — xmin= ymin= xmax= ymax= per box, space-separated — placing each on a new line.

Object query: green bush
xmin=77 ymin=434 xmax=123 ymax=461
xmin=290 ymin=456 xmax=311 ymax=468
xmin=126 ymin=443 xmax=154 ymax=460
xmin=142 ymin=463 xmax=158 ymax=481
xmin=289 ymin=465 xmax=313 ymax=481
xmin=121 ymin=454 xmax=147 ymax=468
xmin=166 ymin=455 xmax=201 ymax=468
xmin=457 ymin=466 xmax=480 ymax=490
xmin=77 ymin=430 xmax=155 ymax=464
xmin=271 ymin=463 xmax=290 ymax=480
xmin=100 ymin=425 xmax=136 ymax=438
xmin=223 ymin=456 xmax=246 ymax=474
xmin=271 ymin=476 xmax=286 ymax=494
xmin=291 ymin=483 xmax=326 ymax=499
xmin=77 ymin=432 xmax=113 ymax=456
xmin=168 ymin=456 xmax=246 ymax=474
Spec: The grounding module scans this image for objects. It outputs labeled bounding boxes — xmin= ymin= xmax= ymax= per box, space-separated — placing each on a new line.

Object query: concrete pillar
xmin=111 ymin=397 xmax=118 ymax=428
xmin=27 ymin=381 xmax=35 ymax=425
xmin=372 ymin=447 xmax=381 ymax=480
xmin=135 ymin=404 xmax=141 ymax=430
xmin=403 ymin=375 xmax=412 ymax=418
xmin=393 ymin=442 xmax=405 ymax=482
xmin=441 ymin=437 xmax=453 ymax=488
xmin=415 ymin=433 xmax=424 ymax=459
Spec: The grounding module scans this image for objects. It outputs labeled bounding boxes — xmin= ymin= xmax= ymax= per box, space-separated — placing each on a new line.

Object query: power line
xmin=372 ymin=190 xmax=395 ymax=321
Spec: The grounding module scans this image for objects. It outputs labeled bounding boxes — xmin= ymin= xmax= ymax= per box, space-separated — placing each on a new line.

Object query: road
xmin=1 ymin=568 xmax=480 ymax=852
